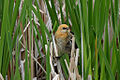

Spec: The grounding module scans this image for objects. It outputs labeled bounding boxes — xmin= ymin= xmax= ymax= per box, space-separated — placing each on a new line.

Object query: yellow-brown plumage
xmin=55 ymin=24 xmax=72 ymax=56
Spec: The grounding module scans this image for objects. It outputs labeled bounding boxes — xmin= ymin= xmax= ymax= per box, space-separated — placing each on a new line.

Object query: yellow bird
xmin=55 ymin=24 xmax=73 ymax=57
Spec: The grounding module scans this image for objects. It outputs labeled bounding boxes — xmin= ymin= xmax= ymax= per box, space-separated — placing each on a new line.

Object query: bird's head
xmin=57 ymin=24 xmax=70 ymax=33
xmin=55 ymin=24 xmax=72 ymax=39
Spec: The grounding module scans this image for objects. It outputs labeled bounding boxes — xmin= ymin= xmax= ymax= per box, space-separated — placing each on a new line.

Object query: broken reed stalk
xmin=64 ymin=59 xmax=74 ymax=80
xmin=64 ymin=36 xmax=81 ymax=80
xmin=71 ymin=36 xmax=75 ymax=57
xmin=70 ymin=36 xmax=75 ymax=72
xmin=75 ymin=49 xmax=79 ymax=66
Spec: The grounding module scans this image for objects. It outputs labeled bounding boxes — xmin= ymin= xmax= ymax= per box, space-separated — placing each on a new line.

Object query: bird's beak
xmin=67 ymin=27 xmax=70 ymax=31
xmin=68 ymin=29 xmax=70 ymax=33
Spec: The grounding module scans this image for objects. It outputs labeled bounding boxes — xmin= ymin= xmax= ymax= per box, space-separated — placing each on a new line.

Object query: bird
xmin=55 ymin=24 xmax=73 ymax=57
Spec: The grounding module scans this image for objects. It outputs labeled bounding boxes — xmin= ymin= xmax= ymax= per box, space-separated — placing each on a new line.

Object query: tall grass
xmin=0 ymin=0 xmax=120 ymax=80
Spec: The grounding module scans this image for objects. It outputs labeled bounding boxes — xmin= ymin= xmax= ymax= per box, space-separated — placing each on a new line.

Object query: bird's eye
xmin=62 ymin=27 xmax=67 ymax=30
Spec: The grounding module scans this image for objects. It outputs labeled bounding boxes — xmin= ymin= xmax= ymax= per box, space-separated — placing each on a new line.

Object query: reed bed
xmin=0 ymin=0 xmax=120 ymax=80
